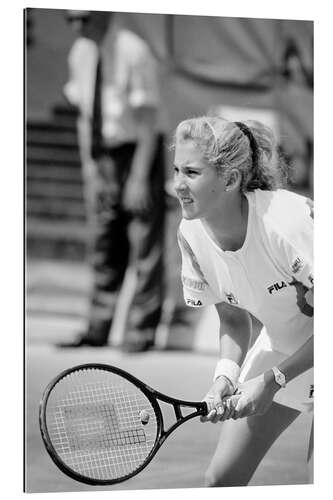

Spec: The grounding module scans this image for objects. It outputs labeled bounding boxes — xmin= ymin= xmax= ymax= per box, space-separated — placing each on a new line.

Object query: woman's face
xmin=173 ymin=140 xmax=226 ymax=220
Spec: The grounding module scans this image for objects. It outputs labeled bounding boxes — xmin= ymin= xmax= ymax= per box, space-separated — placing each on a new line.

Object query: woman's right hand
xmin=200 ymin=376 xmax=239 ymax=424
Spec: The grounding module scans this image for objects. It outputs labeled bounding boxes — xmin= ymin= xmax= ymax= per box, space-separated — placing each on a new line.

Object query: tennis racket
xmin=39 ymin=363 xmax=208 ymax=486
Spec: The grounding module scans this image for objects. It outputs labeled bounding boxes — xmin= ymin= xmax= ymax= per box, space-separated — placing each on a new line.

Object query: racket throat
xmin=173 ymin=404 xmax=183 ymax=421
xmin=160 ymin=404 xmax=203 ymax=443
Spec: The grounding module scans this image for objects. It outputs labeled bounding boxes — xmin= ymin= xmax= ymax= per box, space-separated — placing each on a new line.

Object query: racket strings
xmin=45 ymin=371 xmax=158 ymax=481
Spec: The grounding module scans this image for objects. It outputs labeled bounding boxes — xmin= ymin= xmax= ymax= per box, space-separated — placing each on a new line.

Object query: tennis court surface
xmin=26 ymin=323 xmax=312 ymax=493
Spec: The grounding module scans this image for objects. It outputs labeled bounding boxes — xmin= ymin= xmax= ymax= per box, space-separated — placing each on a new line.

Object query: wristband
xmin=213 ymin=358 xmax=241 ymax=387
xmin=215 ymin=374 xmax=236 ymax=393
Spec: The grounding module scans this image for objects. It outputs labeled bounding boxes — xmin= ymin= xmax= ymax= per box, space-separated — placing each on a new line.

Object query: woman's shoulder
xmin=178 ymin=219 xmax=210 ymax=253
xmin=253 ymin=188 xmax=309 ymax=208
xmin=252 ymin=189 xmax=313 ymax=241
xmin=253 ymin=188 xmax=312 ymax=222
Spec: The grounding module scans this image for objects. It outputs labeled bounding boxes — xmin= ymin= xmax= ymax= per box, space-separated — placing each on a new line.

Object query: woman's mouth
xmin=179 ymin=197 xmax=193 ymax=205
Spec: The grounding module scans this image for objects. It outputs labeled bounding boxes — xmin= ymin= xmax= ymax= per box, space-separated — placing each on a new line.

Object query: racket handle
xmin=201 ymin=401 xmax=209 ymax=415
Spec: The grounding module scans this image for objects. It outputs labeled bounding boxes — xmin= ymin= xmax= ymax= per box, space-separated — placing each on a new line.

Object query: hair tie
xmin=234 ymin=121 xmax=259 ymax=168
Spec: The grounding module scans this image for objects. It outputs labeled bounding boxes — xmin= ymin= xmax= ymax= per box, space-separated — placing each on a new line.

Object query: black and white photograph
xmin=21 ymin=1 xmax=319 ymax=496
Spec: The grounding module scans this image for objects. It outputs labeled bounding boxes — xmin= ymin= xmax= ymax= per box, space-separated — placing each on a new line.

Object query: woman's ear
xmin=225 ymin=169 xmax=242 ymax=191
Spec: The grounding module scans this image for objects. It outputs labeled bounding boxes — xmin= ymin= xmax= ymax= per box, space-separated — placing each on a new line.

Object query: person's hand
xmin=231 ymin=373 xmax=279 ymax=419
xmin=123 ymin=174 xmax=152 ymax=214
xmin=200 ymin=376 xmax=240 ymax=424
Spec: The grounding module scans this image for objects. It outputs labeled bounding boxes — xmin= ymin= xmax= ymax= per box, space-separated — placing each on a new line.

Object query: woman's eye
xmin=173 ymin=167 xmax=199 ymax=176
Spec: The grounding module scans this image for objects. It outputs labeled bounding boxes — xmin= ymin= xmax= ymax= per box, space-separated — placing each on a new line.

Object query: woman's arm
xmin=232 ymin=289 xmax=314 ymax=419
xmin=275 ymin=288 xmax=314 ymax=383
xmin=201 ymin=302 xmax=252 ymax=423
xmin=230 ymin=334 xmax=313 ymax=419
xmin=263 ymin=335 xmax=313 ymax=392
xmin=216 ymin=302 xmax=252 ymax=367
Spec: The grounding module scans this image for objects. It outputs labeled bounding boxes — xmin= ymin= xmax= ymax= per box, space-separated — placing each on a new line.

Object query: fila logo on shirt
xmin=268 ymin=277 xmax=314 ymax=296
xmin=268 ymin=278 xmax=313 ymax=317
xmin=267 ymin=281 xmax=288 ymax=294
xmin=186 ymin=297 xmax=203 ymax=307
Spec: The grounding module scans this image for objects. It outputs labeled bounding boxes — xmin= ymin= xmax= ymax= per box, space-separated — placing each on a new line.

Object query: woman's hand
xmin=231 ymin=373 xmax=279 ymax=419
xmin=200 ymin=376 xmax=239 ymax=424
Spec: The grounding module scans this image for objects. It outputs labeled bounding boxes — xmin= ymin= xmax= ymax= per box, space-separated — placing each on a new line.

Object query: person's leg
xmin=124 ymin=136 xmax=165 ymax=350
xmin=205 ymin=402 xmax=300 ymax=487
xmin=85 ymin=152 xmax=131 ymax=344
xmin=307 ymin=417 xmax=314 ymax=483
xmin=57 ymin=152 xmax=130 ymax=347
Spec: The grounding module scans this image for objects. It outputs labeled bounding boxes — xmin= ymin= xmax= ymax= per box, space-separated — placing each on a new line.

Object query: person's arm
xmin=230 ymin=334 xmax=313 ymax=419
xmin=263 ymin=287 xmax=313 ymax=390
xmin=201 ymin=302 xmax=252 ymax=423
xmin=122 ymin=106 xmax=158 ymax=213
xmin=217 ymin=302 xmax=252 ymax=367
xmin=269 ymin=335 xmax=313 ymax=387
xmin=231 ymin=289 xmax=314 ymax=418
xmin=131 ymin=106 xmax=158 ymax=179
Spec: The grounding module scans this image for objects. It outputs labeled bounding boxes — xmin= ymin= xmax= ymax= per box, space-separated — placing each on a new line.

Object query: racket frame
xmin=39 ymin=363 xmax=208 ymax=486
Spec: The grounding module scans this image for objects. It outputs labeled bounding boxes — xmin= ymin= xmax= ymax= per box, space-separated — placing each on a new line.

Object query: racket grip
xmin=201 ymin=401 xmax=209 ymax=415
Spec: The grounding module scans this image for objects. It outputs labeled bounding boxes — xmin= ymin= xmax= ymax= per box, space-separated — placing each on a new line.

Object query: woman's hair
xmin=173 ymin=116 xmax=289 ymax=192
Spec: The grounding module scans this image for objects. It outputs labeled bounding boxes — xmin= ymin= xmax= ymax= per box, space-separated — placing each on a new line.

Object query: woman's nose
xmin=174 ymin=173 xmax=187 ymax=192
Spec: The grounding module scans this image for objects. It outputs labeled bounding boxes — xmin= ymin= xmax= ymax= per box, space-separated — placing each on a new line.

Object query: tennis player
xmin=173 ymin=116 xmax=313 ymax=486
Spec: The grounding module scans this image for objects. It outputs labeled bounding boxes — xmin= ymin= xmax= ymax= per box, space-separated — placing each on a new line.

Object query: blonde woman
xmin=173 ymin=116 xmax=313 ymax=486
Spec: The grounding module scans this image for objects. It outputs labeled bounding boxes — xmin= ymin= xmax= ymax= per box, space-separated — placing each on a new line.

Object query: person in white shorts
xmin=173 ymin=115 xmax=313 ymax=486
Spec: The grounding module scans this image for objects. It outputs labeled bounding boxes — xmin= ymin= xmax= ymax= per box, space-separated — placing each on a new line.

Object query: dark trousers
xmin=84 ymin=136 xmax=165 ymax=343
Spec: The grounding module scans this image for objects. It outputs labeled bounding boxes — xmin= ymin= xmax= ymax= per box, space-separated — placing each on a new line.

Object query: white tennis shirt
xmin=178 ymin=189 xmax=313 ymax=356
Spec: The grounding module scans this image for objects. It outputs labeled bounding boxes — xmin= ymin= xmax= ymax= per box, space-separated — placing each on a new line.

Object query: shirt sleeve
xmin=177 ymin=228 xmax=221 ymax=308
xmin=281 ymin=197 xmax=314 ymax=289
xmin=63 ymin=42 xmax=81 ymax=106
xmin=63 ymin=38 xmax=97 ymax=116
xmin=127 ymin=43 xmax=160 ymax=109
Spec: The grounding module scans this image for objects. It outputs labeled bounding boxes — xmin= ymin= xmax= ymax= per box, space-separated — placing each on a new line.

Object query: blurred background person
xmin=57 ymin=10 xmax=166 ymax=352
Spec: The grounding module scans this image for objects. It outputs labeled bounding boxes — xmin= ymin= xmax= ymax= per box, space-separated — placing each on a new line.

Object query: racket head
xmin=39 ymin=364 xmax=163 ymax=485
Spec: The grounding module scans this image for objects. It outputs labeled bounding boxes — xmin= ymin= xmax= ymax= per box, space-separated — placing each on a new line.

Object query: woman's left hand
xmin=230 ymin=373 xmax=279 ymax=419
